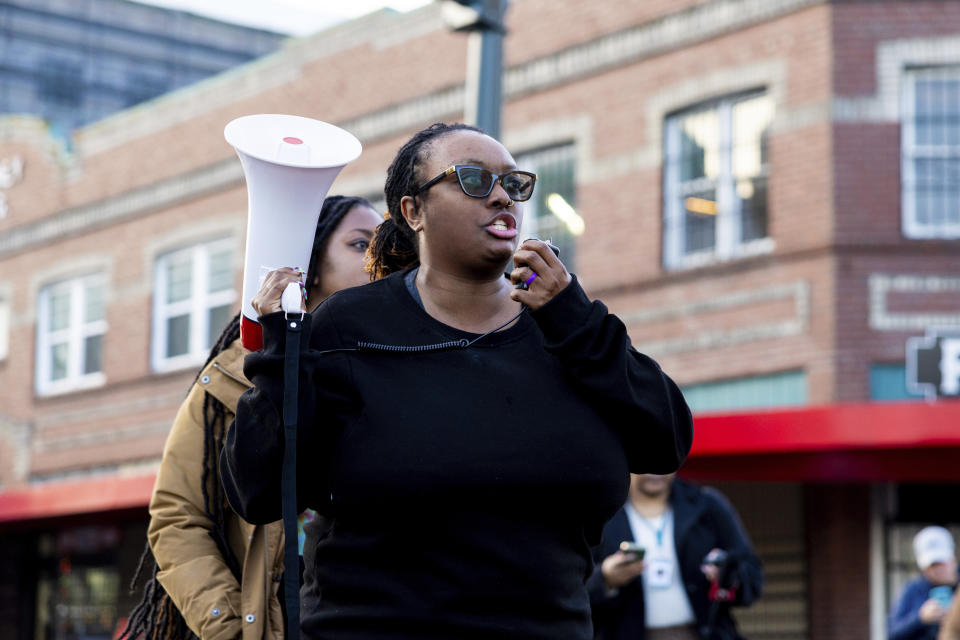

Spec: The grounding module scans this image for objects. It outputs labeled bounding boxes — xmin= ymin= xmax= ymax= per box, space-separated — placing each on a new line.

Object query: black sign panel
xmin=907 ymin=331 xmax=960 ymax=399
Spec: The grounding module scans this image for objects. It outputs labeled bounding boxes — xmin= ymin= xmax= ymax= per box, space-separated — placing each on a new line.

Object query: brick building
xmin=1 ymin=1 xmax=959 ymax=638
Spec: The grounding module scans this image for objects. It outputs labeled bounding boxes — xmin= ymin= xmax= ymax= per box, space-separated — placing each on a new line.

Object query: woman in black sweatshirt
xmin=220 ymin=122 xmax=694 ymax=640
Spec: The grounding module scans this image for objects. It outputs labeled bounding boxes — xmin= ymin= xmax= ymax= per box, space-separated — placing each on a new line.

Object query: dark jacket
xmin=588 ymin=478 xmax=763 ymax=640
xmin=890 ymin=576 xmax=955 ymax=640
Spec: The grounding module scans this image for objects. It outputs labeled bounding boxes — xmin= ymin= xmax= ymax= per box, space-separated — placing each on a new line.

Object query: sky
xmin=129 ymin=0 xmax=434 ymax=36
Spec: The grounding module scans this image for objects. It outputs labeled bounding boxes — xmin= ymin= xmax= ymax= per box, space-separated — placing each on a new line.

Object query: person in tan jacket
xmin=120 ymin=196 xmax=382 ymax=640
xmin=941 ymin=595 xmax=960 ymax=640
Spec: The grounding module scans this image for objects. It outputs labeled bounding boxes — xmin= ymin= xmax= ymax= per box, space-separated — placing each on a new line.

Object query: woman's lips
xmin=486 ymin=221 xmax=518 ymax=239
xmin=485 ymin=214 xmax=517 ymax=239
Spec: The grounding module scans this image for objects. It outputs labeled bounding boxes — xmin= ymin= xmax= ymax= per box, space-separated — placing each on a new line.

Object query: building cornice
xmin=0 ymin=159 xmax=241 ymax=259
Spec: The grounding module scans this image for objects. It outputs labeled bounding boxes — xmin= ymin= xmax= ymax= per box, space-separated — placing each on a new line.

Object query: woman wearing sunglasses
xmin=221 ymin=122 xmax=693 ymax=639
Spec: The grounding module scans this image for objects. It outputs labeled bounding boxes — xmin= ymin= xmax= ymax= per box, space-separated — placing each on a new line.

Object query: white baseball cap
xmin=914 ymin=526 xmax=955 ymax=570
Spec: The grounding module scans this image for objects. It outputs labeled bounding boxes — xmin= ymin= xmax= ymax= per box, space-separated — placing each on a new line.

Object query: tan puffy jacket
xmin=941 ymin=593 xmax=960 ymax=640
xmin=148 ymin=339 xmax=285 ymax=640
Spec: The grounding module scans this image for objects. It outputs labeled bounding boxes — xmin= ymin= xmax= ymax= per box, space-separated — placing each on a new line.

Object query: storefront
xmin=0 ymin=475 xmax=154 ymax=640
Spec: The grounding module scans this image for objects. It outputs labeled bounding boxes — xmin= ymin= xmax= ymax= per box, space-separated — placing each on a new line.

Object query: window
xmin=515 ymin=145 xmax=579 ymax=271
xmin=663 ymin=92 xmax=774 ymax=269
xmin=35 ymin=274 xmax=107 ymax=395
xmin=37 ymin=57 xmax=83 ymax=108
xmin=123 ymin=70 xmax=169 ymax=108
xmin=902 ymin=66 xmax=960 ymax=238
xmin=869 ymin=363 xmax=924 ymax=402
xmin=681 ymin=370 xmax=807 ymax=413
xmin=152 ymin=240 xmax=236 ymax=372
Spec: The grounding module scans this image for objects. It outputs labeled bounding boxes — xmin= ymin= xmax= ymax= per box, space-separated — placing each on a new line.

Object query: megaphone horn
xmin=224 ymin=114 xmax=362 ymax=350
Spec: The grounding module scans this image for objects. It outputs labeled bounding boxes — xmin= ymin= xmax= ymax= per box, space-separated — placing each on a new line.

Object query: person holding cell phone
xmin=890 ymin=526 xmax=959 ymax=640
xmin=220 ymin=122 xmax=693 ymax=639
xmin=589 ymin=473 xmax=763 ymax=640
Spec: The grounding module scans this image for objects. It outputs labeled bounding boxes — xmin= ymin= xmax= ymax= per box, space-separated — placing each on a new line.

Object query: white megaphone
xmin=224 ymin=114 xmax=362 ymax=350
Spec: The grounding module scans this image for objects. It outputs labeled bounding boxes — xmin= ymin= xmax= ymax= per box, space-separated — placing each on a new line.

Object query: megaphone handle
xmin=281 ymin=281 xmax=305 ymax=314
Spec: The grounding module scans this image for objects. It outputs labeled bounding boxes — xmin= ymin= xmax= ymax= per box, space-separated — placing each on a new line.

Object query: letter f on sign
xmin=940 ymin=338 xmax=960 ymax=396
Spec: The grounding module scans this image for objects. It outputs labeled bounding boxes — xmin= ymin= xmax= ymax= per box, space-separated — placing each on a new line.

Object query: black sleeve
xmin=220 ymin=307 xmax=355 ymax=524
xmin=530 ymin=276 xmax=694 ymax=473
xmin=587 ymin=563 xmax=632 ymax=628
xmin=703 ymin=487 xmax=764 ymax=607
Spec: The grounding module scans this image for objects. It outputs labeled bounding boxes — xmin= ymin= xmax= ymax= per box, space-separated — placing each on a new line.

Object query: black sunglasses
xmin=415 ymin=165 xmax=537 ymax=202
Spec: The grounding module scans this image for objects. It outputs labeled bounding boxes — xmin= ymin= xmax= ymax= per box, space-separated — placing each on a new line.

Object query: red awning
xmin=0 ymin=401 xmax=957 ymax=526
xmin=0 ymin=473 xmax=155 ymax=525
xmin=684 ymin=400 xmax=960 ymax=482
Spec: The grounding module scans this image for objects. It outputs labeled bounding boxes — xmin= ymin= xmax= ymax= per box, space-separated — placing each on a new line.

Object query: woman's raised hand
xmin=251 ymin=267 xmax=304 ymax=317
xmin=509 ymin=239 xmax=572 ymax=311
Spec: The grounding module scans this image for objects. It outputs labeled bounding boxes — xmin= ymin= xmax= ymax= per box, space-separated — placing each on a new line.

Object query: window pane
xmin=678 ymin=109 xmax=720 ymax=181
xmin=84 ymin=281 xmax=105 ymax=323
xmin=49 ymin=289 xmax=71 ymax=332
xmin=914 ymin=79 xmax=937 ymax=146
xmin=165 ymin=253 xmax=192 ymax=304
xmin=912 ymin=158 xmax=960 ymax=227
xmin=732 ymin=94 xmax=774 ymax=179
xmin=682 ymin=370 xmax=807 ymax=412
xmin=207 ymin=304 xmax=233 ymax=349
xmin=166 ymin=314 xmax=190 ymax=358
xmin=739 ymin=176 xmax=768 ymax=242
xmin=83 ymin=334 xmax=103 ymax=374
xmin=869 ymin=363 xmax=924 ymax=402
xmin=208 ymin=248 xmax=233 ymax=293
xmin=683 ymin=188 xmax=717 ymax=253
xmin=50 ymin=342 xmax=68 ymax=381
xmin=914 ymin=77 xmax=960 ymax=147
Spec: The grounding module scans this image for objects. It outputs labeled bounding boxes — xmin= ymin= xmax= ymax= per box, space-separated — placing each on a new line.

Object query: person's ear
xmin=400 ymin=195 xmax=424 ymax=233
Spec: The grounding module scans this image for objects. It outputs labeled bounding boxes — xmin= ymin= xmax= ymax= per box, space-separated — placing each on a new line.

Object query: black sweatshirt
xmin=220 ymin=270 xmax=693 ymax=640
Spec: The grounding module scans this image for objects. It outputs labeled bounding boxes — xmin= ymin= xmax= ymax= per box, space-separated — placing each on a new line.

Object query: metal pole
xmin=463 ymin=0 xmax=507 ymax=139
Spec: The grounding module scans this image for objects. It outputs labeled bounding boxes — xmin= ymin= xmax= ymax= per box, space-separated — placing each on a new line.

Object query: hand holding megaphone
xmin=224 ymin=114 xmax=362 ymax=349
xmin=252 ymin=267 xmax=307 ymax=316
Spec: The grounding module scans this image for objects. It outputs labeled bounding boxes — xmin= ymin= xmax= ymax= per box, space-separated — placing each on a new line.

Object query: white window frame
xmin=901 ymin=66 xmax=960 ymax=239
xmin=152 ymin=239 xmax=236 ymax=373
xmin=0 ymin=294 xmax=10 ymax=362
xmin=663 ymin=92 xmax=775 ymax=270
xmin=35 ymin=274 xmax=107 ymax=396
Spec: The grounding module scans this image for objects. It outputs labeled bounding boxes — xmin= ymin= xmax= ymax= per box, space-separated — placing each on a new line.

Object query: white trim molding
xmin=869 ymin=274 xmax=960 ymax=331
xmin=835 ymin=34 xmax=960 ymax=123
xmin=0 ymin=159 xmax=242 ymax=260
xmin=623 ymin=280 xmax=810 ymax=356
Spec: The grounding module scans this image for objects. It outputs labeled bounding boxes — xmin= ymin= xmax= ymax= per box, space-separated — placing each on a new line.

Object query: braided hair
xmin=121 ymin=195 xmax=369 ymax=639
xmin=366 ymin=122 xmax=484 ymax=280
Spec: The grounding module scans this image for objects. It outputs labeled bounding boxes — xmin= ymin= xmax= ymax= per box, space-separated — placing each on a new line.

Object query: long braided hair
xmin=366 ymin=122 xmax=483 ymax=280
xmin=120 ymin=194 xmax=371 ymax=639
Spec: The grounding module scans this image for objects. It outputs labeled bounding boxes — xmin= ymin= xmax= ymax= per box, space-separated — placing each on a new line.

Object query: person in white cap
xmin=889 ymin=526 xmax=958 ymax=640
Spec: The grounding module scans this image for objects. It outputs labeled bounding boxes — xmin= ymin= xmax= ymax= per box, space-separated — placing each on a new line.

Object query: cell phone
xmin=619 ymin=541 xmax=646 ymax=563
xmin=930 ymin=585 xmax=953 ymax=608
